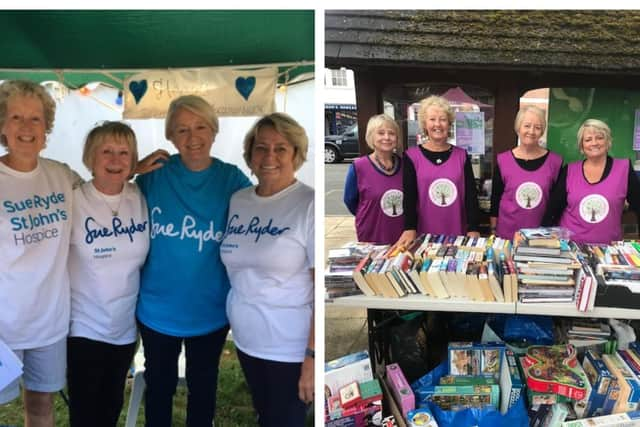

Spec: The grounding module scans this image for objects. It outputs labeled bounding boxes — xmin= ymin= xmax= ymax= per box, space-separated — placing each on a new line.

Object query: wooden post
xmin=353 ymin=69 xmax=382 ymax=156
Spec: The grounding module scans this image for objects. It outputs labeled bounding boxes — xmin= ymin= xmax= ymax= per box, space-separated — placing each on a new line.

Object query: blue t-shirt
xmin=136 ymin=154 xmax=251 ymax=336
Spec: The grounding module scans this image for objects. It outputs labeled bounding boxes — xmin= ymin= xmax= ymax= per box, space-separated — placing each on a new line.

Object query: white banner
xmin=123 ymin=67 xmax=277 ymax=119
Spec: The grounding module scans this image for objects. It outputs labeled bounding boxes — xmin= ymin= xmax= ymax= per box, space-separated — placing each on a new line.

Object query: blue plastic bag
xmin=487 ymin=314 xmax=554 ymax=346
xmin=411 ymin=362 xmax=529 ymax=427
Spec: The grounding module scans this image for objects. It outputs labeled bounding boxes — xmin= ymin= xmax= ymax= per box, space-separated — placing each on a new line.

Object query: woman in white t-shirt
xmin=66 ymin=122 xmax=149 ymax=427
xmin=0 ymin=80 xmax=82 ymax=425
xmin=221 ymin=113 xmax=314 ymax=426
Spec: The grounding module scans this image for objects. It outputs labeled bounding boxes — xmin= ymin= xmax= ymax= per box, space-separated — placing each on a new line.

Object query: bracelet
xmin=305 ymin=347 xmax=315 ymax=359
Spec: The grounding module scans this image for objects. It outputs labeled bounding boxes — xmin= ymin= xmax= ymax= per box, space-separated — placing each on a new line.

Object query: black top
xmin=490 ymin=150 xmax=553 ymax=217
xmin=402 ymin=145 xmax=480 ymax=232
xmin=541 ymin=156 xmax=640 ymax=226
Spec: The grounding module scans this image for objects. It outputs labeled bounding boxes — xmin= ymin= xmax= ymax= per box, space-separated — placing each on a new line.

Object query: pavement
xmin=324 ymin=215 xmax=369 ymax=361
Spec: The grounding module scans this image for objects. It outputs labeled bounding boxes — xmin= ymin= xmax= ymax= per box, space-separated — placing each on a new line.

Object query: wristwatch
xmin=305 ymin=347 xmax=315 ymax=359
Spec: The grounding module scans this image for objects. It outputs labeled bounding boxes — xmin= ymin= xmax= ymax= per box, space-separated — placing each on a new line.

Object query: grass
xmin=0 ymin=342 xmax=314 ymax=426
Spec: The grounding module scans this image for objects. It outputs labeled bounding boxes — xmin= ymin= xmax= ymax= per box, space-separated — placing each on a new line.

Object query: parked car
xmin=325 ymin=124 xmax=359 ymax=163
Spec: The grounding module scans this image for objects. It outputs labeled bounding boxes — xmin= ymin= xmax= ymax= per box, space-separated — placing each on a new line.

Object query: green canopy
xmin=0 ymin=10 xmax=314 ymax=88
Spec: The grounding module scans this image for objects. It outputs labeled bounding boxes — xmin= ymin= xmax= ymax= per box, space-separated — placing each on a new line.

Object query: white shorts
xmin=0 ymin=338 xmax=66 ymax=404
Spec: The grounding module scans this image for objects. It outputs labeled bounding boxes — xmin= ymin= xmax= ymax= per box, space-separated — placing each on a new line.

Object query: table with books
xmin=325 ymin=227 xmax=640 ymax=426
xmin=326 ymin=227 xmax=640 ymax=319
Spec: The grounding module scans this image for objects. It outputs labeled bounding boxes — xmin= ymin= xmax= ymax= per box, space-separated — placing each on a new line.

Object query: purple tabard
xmin=406 ymin=145 xmax=466 ymax=235
xmin=496 ymin=150 xmax=563 ymax=240
xmin=354 ymin=156 xmax=405 ymax=245
xmin=559 ymin=159 xmax=628 ymax=244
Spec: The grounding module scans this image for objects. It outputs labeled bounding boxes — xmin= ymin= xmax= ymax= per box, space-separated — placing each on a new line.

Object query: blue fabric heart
xmin=235 ymin=76 xmax=256 ymax=101
xmin=129 ymin=80 xmax=148 ymax=104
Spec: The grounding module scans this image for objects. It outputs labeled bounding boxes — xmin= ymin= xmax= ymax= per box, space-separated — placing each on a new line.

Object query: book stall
xmin=325 ymin=227 xmax=640 ymax=426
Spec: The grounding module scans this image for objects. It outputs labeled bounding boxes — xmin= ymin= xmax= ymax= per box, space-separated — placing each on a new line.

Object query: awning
xmin=0 ymin=10 xmax=314 ymax=89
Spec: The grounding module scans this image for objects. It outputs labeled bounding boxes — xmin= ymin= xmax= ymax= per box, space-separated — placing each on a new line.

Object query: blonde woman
xmin=490 ymin=105 xmax=563 ymax=239
xmin=396 ymin=95 xmax=480 ymax=248
xmin=135 ymin=95 xmax=251 ymax=425
xmin=221 ymin=113 xmax=314 ymax=426
xmin=542 ymin=119 xmax=640 ymax=244
xmin=343 ymin=114 xmax=404 ymax=244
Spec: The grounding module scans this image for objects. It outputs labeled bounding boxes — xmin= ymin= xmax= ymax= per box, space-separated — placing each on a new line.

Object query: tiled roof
xmin=326 ymin=10 xmax=640 ymax=74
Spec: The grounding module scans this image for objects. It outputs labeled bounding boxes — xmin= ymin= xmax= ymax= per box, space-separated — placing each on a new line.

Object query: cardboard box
xmin=325 ymin=351 xmax=373 ymax=398
xmin=385 ymin=363 xmax=415 ymax=418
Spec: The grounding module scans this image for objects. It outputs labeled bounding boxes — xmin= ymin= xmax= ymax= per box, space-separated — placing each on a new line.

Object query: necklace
xmin=94 ymin=184 xmax=123 ymax=217
xmin=374 ymin=153 xmax=395 ymax=173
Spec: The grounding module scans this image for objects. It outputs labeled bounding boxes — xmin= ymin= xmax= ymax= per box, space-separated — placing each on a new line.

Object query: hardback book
xmin=569 ymin=321 xmax=611 ymax=336
xmin=513 ymin=254 xmax=575 ymax=264
xmin=507 ymin=259 xmax=518 ymax=303
xmin=408 ymin=258 xmax=427 ymax=295
xmin=486 ymin=260 xmax=505 ymax=302
xmin=516 ymin=245 xmax=562 ymax=256
xmin=418 ymin=258 xmax=435 ymax=296
xmin=352 ymin=252 xmax=375 ymax=297
xmin=500 ymin=258 xmax=513 ymax=303
xmin=465 ymin=263 xmax=482 ymax=301
xmin=385 ymin=268 xmax=408 ymax=297
xmin=477 ymin=263 xmax=495 ymax=302
xmin=518 ymin=286 xmax=575 ymax=296
xmin=325 ymin=287 xmax=363 ymax=300
xmin=426 ymin=258 xmax=450 ymax=299
xmin=518 ymin=275 xmax=575 ymax=285
xmin=520 ymin=295 xmax=574 ymax=303
xmin=517 ymin=264 xmax=573 ymax=276
xmin=439 ymin=257 xmax=457 ymax=298
xmin=519 ymin=227 xmax=567 ymax=247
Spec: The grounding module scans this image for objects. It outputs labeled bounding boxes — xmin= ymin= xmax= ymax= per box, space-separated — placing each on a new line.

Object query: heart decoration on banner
xmin=235 ymin=76 xmax=256 ymax=101
xmin=129 ymin=80 xmax=148 ymax=104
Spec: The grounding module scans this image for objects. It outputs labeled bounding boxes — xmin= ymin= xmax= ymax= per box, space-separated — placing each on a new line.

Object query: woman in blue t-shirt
xmin=135 ymin=95 xmax=251 ymax=426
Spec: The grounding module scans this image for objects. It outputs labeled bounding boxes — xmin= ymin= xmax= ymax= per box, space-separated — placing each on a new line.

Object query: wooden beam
xmin=353 ymin=69 xmax=381 ymax=156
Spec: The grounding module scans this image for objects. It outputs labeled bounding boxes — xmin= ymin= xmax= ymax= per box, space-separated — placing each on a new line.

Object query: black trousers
xmin=138 ymin=321 xmax=229 ymax=427
xmin=236 ymin=348 xmax=307 ymax=427
xmin=67 ymin=336 xmax=136 ymax=427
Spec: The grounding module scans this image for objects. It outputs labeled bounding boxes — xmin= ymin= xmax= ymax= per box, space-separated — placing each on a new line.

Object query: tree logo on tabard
xmin=579 ymin=194 xmax=609 ymax=224
xmin=428 ymin=178 xmax=457 ymax=207
xmin=380 ymin=189 xmax=403 ymax=217
xmin=515 ymin=182 xmax=543 ymax=209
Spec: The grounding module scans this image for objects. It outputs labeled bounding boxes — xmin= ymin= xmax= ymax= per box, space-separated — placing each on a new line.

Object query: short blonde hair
xmin=165 ymin=95 xmax=219 ymax=140
xmin=243 ymin=112 xmax=308 ymax=171
xmin=365 ymin=114 xmax=400 ymax=150
xmin=82 ymin=121 xmax=139 ymax=176
xmin=577 ymin=119 xmax=612 ymax=154
xmin=0 ymin=80 xmax=56 ymax=147
xmin=514 ymin=105 xmax=547 ymax=134
xmin=418 ymin=95 xmax=455 ymax=134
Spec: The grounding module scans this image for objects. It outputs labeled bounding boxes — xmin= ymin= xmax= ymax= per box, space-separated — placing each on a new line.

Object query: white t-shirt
xmin=0 ymin=157 xmax=80 ymax=349
xmin=68 ymin=181 xmax=149 ymax=345
xmin=221 ymin=181 xmax=314 ymax=363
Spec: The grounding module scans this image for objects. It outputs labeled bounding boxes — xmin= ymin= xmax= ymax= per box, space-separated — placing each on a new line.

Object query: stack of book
xmin=513 ymin=227 xmax=580 ymax=304
xmin=572 ymin=243 xmax=598 ymax=312
xmin=351 ymin=234 xmax=506 ymax=302
xmin=565 ymin=320 xmax=613 ymax=352
xmin=325 ymin=242 xmax=383 ymax=300
xmin=586 ymin=242 xmax=640 ymax=291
